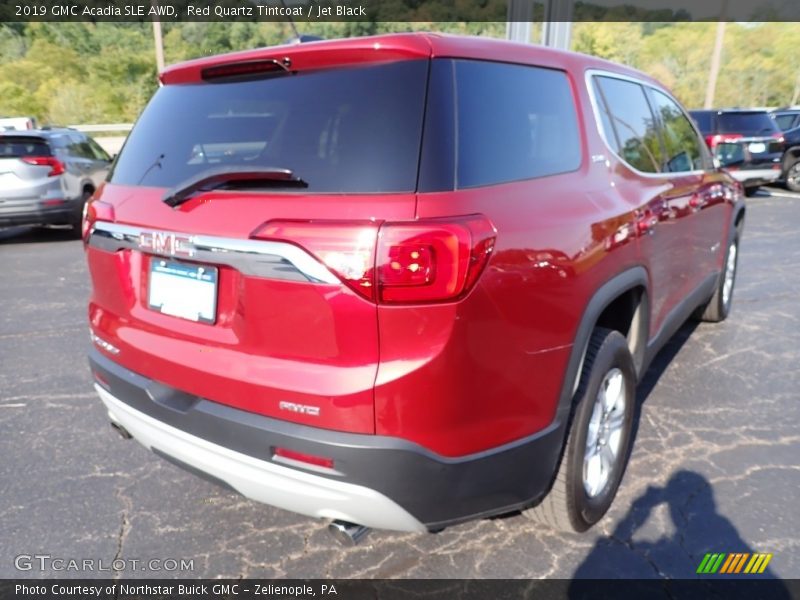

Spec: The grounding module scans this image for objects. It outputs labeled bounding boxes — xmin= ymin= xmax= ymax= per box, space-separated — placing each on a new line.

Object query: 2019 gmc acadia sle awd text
xmin=84 ymin=33 xmax=744 ymax=544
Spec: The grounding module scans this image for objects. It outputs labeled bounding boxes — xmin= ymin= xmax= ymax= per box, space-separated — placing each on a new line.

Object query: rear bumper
xmin=97 ymin=385 xmax=426 ymax=532
xmin=0 ymin=198 xmax=79 ymax=226
xmin=727 ymin=168 xmax=781 ymax=187
xmin=89 ymin=349 xmax=565 ymax=531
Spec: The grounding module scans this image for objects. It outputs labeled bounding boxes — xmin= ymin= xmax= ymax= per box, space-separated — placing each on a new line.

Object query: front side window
xmin=87 ymin=138 xmax=111 ymax=161
xmin=452 ymin=60 xmax=581 ymax=188
xmin=594 ymin=76 xmax=663 ymax=173
xmin=651 ymin=90 xmax=707 ymax=173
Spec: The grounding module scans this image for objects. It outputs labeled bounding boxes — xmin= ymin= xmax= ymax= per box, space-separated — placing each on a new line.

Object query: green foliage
xmin=0 ymin=21 xmax=797 ymax=125
xmin=572 ymin=22 xmax=799 ymax=108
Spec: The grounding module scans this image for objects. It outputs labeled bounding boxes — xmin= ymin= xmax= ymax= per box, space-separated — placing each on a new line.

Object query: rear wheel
xmin=695 ymin=232 xmax=739 ymax=323
xmin=525 ymin=328 xmax=635 ymax=532
xmin=69 ymin=189 xmax=92 ymax=238
xmin=744 ymin=186 xmax=759 ymax=197
xmin=786 ymin=159 xmax=800 ymax=193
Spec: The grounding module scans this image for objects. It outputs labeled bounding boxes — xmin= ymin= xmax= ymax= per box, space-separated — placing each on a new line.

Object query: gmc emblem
xmin=279 ymin=401 xmax=321 ymax=417
xmin=138 ymin=231 xmax=194 ymax=257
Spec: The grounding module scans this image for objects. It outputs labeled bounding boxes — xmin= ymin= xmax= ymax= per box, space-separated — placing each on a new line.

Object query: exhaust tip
xmin=110 ymin=421 xmax=132 ymax=440
xmin=327 ymin=520 xmax=370 ymax=547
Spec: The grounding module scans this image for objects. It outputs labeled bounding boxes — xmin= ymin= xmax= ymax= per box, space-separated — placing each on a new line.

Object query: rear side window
xmin=0 ymin=137 xmax=51 ymax=158
xmin=650 ymin=90 xmax=707 ymax=172
xmin=453 ymin=60 xmax=581 ymax=188
xmin=773 ymin=114 xmax=796 ymax=131
xmin=594 ymin=76 xmax=663 ymax=173
xmin=110 ymin=60 xmax=428 ymax=193
xmin=717 ymin=112 xmax=779 ymax=136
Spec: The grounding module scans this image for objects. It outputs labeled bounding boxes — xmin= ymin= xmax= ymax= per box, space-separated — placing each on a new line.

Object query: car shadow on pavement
xmin=0 ymin=225 xmax=78 ymax=244
xmin=631 ymin=319 xmax=699 ymax=446
xmin=568 ymin=319 xmax=790 ymax=594
xmin=568 ymin=471 xmax=790 ymax=595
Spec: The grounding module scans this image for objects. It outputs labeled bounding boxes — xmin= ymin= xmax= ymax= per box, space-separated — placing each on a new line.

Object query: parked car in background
xmin=769 ymin=107 xmax=800 ymax=192
xmin=690 ymin=109 xmax=784 ymax=195
xmin=0 ymin=128 xmax=111 ymax=233
xmin=0 ymin=116 xmax=38 ymax=131
xmin=84 ymin=33 xmax=744 ymax=544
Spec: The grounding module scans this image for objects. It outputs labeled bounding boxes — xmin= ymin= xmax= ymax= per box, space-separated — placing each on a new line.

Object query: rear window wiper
xmin=163 ymin=166 xmax=308 ymax=207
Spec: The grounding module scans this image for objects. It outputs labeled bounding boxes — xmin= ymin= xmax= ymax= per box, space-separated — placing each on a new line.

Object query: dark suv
xmin=769 ymin=107 xmax=800 ymax=192
xmin=84 ymin=34 xmax=744 ymax=543
xmin=0 ymin=128 xmax=111 ymax=232
xmin=689 ymin=109 xmax=784 ymax=195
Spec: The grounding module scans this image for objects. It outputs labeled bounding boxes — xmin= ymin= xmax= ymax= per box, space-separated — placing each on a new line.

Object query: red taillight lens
xmin=251 ymin=215 xmax=496 ymax=305
xmin=252 ymin=220 xmax=380 ymax=300
xmin=273 ymin=447 xmax=334 ymax=470
xmin=376 ymin=216 xmax=496 ymax=303
xmin=82 ymin=198 xmax=115 ymax=242
xmin=21 ymin=156 xmax=65 ymax=177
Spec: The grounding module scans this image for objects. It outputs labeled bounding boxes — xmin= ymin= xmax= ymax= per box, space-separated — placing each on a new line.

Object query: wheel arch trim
xmin=553 ymin=266 xmax=650 ymax=431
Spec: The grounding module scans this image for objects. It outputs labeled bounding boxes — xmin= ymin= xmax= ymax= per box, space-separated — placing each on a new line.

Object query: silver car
xmin=0 ymin=128 xmax=111 ymax=233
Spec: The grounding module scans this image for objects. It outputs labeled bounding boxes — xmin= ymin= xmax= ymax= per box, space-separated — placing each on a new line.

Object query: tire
xmin=744 ymin=186 xmax=759 ymax=197
xmin=524 ymin=327 xmax=636 ymax=532
xmin=785 ymin=159 xmax=800 ymax=193
xmin=695 ymin=231 xmax=739 ymax=323
xmin=70 ymin=189 xmax=92 ymax=238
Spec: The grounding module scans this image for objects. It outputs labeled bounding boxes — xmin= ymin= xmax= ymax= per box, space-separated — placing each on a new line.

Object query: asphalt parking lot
xmin=1 ymin=187 xmax=798 ymax=581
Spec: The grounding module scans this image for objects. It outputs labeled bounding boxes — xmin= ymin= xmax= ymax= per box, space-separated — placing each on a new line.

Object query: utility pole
xmin=506 ymin=0 xmax=533 ymax=43
xmin=704 ymin=0 xmax=729 ymax=109
xmin=152 ymin=0 xmax=165 ymax=73
xmin=540 ymin=0 xmax=573 ymax=50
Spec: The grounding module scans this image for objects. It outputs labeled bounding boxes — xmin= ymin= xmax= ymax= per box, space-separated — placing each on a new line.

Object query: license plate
xmin=147 ymin=259 xmax=218 ymax=324
xmin=748 ymin=142 xmax=766 ymax=153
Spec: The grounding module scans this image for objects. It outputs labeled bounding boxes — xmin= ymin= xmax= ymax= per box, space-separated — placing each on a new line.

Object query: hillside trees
xmin=0 ymin=21 xmax=797 ymax=125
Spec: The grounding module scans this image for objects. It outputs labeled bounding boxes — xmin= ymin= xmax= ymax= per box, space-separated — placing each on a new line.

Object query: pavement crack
xmin=608 ymin=531 xmax=667 ymax=579
xmin=112 ymin=485 xmax=133 ymax=581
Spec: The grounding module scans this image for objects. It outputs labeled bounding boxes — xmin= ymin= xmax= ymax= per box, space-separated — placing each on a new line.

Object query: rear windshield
xmin=110 ymin=60 xmax=428 ymax=193
xmin=0 ymin=137 xmax=51 ymax=158
xmin=717 ymin=112 xmax=779 ymax=136
xmin=689 ymin=111 xmax=713 ymax=134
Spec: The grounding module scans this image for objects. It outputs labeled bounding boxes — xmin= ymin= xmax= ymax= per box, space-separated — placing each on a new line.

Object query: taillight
xmin=21 ymin=156 xmax=65 ymax=177
xmin=251 ymin=215 xmax=496 ymax=304
xmin=82 ymin=198 xmax=115 ymax=242
xmin=376 ymin=216 xmax=496 ymax=303
xmin=252 ymin=220 xmax=380 ymax=300
xmin=706 ymin=134 xmax=742 ymax=149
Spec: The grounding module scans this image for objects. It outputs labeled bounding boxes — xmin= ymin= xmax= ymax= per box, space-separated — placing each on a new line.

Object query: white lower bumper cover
xmin=729 ymin=169 xmax=780 ymax=183
xmin=96 ymin=385 xmax=426 ymax=532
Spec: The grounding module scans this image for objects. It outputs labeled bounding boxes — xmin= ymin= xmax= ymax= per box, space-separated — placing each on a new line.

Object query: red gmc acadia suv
xmin=84 ymin=33 xmax=744 ymax=543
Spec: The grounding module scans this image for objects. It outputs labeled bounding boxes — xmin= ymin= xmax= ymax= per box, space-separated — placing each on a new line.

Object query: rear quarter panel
xmin=375 ymin=58 xmax=645 ymax=456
